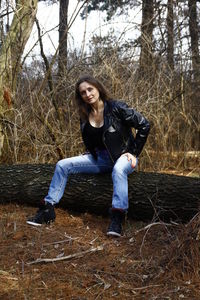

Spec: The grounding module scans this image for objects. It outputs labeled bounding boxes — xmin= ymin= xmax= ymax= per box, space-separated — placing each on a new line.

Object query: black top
xmin=81 ymin=100 xmax=150 ymax=161
xmin=84 ymin=122 xmax=106 ymax=150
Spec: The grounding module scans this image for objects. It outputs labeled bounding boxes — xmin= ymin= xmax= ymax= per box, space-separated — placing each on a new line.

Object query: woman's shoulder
xmin=107 ymin=99 xmax=129 ymax=110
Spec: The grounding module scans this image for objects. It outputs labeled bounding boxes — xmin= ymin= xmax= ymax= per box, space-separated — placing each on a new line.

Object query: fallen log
xmin=0 ymin=164 xmax=199 ymax=221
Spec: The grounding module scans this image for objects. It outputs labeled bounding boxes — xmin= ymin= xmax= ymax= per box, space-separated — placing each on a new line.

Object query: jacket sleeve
xmin=113 ymin=101 xmax=150 ymax=156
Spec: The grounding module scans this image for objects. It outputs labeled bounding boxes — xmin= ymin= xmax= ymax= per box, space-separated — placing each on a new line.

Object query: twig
xmin=132 ymin=284 xmax=163 ymax=291
xmin=27 ymin=245 xmax=104 ymax=265
xmin=137 ymin=221 xmax=177 ymax=257
xmin=135 ymin=221 xmax=176 ymax=234
xmin=0 ymin=270 xmax=18 ymax=281
xmin=89 ymin=237 xmax=99 ymax=245
xmin=42 ymin=237 xmax=79 ymax=246
xmin=186 ymin=212 xmax=200 ymax=227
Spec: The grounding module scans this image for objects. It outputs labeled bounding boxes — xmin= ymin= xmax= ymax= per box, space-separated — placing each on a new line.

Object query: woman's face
xmin=79 ymin=81 xmax=100 ymax=105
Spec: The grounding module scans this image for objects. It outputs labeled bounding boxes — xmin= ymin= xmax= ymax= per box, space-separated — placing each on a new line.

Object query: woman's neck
xmin=89 ymin=99 xmax=104 ymax=127
xmin=90 ymin=99 xmax=104 ymax=114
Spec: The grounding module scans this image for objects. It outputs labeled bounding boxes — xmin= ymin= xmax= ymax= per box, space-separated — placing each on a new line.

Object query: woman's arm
xmin=112 ymin=101 xmax=150 ymax=156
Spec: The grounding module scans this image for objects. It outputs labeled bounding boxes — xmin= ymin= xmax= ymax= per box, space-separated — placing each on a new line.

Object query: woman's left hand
xmin=121 ymin=152 xmax=137 ymax=168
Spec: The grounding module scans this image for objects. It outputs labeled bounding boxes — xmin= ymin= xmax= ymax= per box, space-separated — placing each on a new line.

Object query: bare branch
xmin=27 ymin=245 xmax=104 ymax=265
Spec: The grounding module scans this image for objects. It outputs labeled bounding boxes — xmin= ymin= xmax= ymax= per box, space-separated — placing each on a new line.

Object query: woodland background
xmin=0 ymin=0 xmax=199 ymax=174
xmin=0 ymin=2 xmax=200 ymax=299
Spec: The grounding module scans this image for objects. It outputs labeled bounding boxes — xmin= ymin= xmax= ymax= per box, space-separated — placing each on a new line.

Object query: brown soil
xmin=1 ymin=204 xmax=200 ymax=300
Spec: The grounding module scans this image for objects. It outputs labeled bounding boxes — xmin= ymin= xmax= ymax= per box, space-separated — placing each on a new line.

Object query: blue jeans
xmin=45 ymin=150 xmax=137 ymax=211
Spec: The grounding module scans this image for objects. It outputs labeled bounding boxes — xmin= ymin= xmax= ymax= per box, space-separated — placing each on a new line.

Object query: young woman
xmin=27 ymin=75 xmax=150 ymax=237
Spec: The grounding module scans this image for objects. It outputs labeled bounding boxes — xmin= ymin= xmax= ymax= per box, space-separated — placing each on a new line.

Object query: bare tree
xmin=58 ymin=0 xmax=69 ymax=76
xmin=0 ymin=0 xmax=38 ymax=157
xmin=139 ymin=0 xmax=154 ymax=76
xmin=188 ymin=0 xmax=200 ymax=81
xmin=167 ymin=0 xmax=174 ymax=70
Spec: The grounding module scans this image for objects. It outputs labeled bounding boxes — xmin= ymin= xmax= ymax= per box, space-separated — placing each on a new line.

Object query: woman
xmin=27 ymin=75 xmax=150 ymax=237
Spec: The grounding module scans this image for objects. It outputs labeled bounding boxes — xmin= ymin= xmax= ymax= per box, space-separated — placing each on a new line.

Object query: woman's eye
xmin=80 ymin=87 xmax=93 ymax=96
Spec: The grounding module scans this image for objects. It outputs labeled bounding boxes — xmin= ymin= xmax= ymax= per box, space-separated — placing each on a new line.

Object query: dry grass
xmin=1 ymin=204 xmax=200 ymax=299
xmin=1 ymin=49 xmax=199 ymax=176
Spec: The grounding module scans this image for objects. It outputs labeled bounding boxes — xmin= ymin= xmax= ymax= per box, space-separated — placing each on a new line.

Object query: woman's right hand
xmin=121 ymin=152 xmax=137 ymax=168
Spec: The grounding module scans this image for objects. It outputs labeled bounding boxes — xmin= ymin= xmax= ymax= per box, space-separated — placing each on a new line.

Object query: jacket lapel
xmin=103 ymin=101 xmax=112 ymax=129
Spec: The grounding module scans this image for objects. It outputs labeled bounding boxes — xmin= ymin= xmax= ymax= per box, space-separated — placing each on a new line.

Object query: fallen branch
xmin=27 ymin=245 xmax=104 ymax=265
xmin=42 ymin=236 xmax=79 ymax=247
xmin=135 ymin=221 xmax=178 ymax=234
xmin=132 ymin=284 xmax=163 ymax=291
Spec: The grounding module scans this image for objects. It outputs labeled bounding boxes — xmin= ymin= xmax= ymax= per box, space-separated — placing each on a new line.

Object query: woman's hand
xmin=121 ymin=152 xmax=137 ymax=168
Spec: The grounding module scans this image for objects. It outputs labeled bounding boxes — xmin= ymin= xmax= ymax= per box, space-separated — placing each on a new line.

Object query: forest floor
xmin=1 ymin=196 xmax=200 ymax=300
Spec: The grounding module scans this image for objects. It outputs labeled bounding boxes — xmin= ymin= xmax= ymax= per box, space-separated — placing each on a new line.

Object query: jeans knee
xmin=56 ymin=159 xmax=64 ymax=169
xmin=55 ymin=159 xmax=68 ymax=175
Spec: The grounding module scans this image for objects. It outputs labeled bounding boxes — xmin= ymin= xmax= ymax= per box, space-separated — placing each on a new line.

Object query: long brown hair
xmin=74 ymin=75 xmax=111 ymax=121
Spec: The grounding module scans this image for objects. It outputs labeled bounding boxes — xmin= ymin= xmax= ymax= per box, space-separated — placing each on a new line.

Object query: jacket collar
xmin=103 ymin=100 xmax=112 ymax=129
xmin=81 ymin=100 xmax=112 ymax=131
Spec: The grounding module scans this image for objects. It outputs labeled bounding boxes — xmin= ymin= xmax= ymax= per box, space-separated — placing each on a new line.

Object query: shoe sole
xmin=26 ymin=220 xmax=42 ymax=226
xmin=107 ymin=231 xmax=121 ymax=237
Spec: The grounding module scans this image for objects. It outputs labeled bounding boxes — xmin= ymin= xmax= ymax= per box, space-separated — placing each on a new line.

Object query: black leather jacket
xmin=80 ymin=100 xmax=150 ymax=162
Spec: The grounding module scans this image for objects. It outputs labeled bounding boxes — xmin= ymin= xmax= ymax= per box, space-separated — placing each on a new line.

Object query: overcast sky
xmin=24 ymin=1 xmax=141 ymax=63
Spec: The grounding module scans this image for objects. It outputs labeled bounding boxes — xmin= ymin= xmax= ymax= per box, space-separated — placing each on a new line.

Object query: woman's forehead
xmin=79 ymin=81 xmax=95 ymax=91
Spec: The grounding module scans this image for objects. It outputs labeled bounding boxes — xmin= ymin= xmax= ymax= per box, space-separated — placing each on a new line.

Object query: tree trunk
xmin=167 ymin=0 xmax=174 ymax=70
xmin=58 ymin=0 xmax=69 ymax=76
xmin=188 ymin=0 xmax=200 ymax=81
xmin=0 ymin=0 xmax=38 ymax=157
xmin=0 ymin=164 xmax=199 ymax=222
xmin=139 ymin=0 xmax=154 ymax=77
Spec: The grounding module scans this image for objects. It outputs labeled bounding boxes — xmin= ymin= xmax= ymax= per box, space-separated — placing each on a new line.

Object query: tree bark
xmin=188 ymin=0 xmax=200 ymax=82
xmin=0 ymin=0 xmax=38 ymax=157
xmin=139 ymin=0 xmax=154 ymax=77
xmin=58 ymin=0 xmax=69 ymax=76
xmin=167 ymin=0 xmax=174 ymax=70
xmin=0 ymin=164 xmax=199 ymax=222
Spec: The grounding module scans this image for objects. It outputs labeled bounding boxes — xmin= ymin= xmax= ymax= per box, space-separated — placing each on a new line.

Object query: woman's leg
xmin=111 ymin=155 xmax=138 ymax=211
xmin=45 ymin=151 xmax=113 ymax=205
xmin=27 ymin=151 xmax=113 ymax=226
xmin=107 ymin=156 xmax=137 ymax=236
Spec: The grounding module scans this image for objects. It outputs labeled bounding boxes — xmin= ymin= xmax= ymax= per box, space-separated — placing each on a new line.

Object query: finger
xmin=131 ymin=161 xmax=136 ymax=168
xmin=131 ymin=157 xmax=137 ymax=168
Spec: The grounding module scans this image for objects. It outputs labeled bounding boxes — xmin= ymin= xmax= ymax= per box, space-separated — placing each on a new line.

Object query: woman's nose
xmin=86 ymin=90 xmax=90 ymax=97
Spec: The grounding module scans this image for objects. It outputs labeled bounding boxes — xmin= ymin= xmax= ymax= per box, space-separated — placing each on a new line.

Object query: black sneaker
xmin=27 ymin=201 xmax=56 ymax=226
xmin=107 ymin=209 xmax=125 ymax=237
